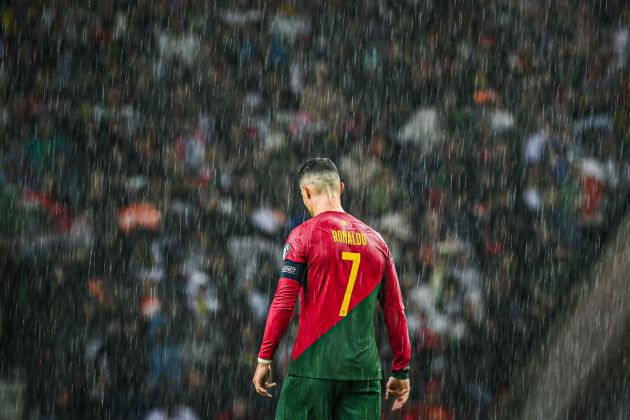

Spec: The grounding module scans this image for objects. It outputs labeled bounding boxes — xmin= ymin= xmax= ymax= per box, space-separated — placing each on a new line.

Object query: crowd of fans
xmin=0 ymin=0 xmax=629 ymax=419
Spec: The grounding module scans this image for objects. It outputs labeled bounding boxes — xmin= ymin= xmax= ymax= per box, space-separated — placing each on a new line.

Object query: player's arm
xmin=253 ymin=259 xmax=305 ymax=398
xmin=257 ymin=261 xmax=305 ymax=361
xmin=379 ymin=253 xmax=411 ymax=410
xmin=254 ymin=227 xmax=308 ymax=398
xmin=379 ymin=253 xmax=411 ymax=376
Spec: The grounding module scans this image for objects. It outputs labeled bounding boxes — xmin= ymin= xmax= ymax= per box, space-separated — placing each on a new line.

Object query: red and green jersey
xmin=258 ymin=210 xmax=411 ymax=380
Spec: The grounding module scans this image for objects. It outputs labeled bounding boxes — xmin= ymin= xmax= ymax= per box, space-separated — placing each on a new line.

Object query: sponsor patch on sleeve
xmin=282 ymin=244 xmax=290 ymax=260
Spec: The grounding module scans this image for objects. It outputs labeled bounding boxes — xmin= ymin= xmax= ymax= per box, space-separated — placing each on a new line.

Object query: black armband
xmin=279 ymin=260 xmax=307 ymax=286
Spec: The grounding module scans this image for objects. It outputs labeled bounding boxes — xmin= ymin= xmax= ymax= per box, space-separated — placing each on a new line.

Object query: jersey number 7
xmin=339 ymin=251 xmax=361 ymax=316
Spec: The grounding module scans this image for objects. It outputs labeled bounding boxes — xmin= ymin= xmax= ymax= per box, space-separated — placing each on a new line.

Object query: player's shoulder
xmin=285 ymin=216 xmax=320 ymax=245
xmin=286 ymin=222 xmax=306 ymax=242
xmin=288 ymin=216 xmax=318 ymax=235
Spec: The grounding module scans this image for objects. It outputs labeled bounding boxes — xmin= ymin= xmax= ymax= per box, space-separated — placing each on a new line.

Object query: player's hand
xmin=385 ymin=377 xmax=410 ymax=411
xmin=252 ymin=363 xmax=277 ymax=398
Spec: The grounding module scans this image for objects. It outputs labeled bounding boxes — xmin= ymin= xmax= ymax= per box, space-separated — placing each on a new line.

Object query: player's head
xmin=298 ymin=158 xmax=344 ymax=215
xmin=298 ymin=158 xmax=342 ymax=195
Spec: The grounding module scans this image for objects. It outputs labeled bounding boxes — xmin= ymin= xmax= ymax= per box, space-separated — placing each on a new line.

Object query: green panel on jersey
xmin=288 ymin=286 xmax=382 ymax=380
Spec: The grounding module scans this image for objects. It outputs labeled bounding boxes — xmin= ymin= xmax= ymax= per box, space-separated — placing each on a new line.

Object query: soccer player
xmin=252 ymin=158 xmax=411 ymax=419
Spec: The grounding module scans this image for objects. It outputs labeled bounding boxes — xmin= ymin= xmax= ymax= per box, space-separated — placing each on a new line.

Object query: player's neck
xmin=309 ymin=196 xmax=344 ymax=217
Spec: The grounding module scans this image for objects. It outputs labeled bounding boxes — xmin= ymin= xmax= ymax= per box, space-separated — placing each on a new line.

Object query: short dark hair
xmin=298 ymin=158 xmax=339 ymax=181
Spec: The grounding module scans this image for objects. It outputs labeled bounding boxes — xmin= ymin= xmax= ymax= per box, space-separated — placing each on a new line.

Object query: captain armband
xmin=279 ymin=260 xmax=306 ymax=285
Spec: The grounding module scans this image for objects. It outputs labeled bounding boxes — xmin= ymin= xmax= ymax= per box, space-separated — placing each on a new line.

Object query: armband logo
xmin=282 ymin=244 xmax=290 ymax=260
xmin=282 ymin=265 xmax=297 ymax=274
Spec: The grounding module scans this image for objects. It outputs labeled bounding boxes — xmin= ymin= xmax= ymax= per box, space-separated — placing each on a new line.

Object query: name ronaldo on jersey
xmin=331 ymin=229 xmax=368 ymax=246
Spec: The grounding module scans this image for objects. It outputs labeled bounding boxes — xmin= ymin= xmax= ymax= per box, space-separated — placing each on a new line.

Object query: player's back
xmin=284 ymin=210 xmax=391 ymax=380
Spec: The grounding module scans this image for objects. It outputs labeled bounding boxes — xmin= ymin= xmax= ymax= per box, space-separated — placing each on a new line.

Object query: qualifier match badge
xmin=283 ymin=244 xmax=290 ymax=260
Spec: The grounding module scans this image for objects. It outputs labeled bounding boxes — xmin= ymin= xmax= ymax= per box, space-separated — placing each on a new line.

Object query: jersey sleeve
xmin=258 ymin=226 xmax=309 ymax=361
xmin=258 ymin=278 xmax=301 ymax=361
xmin=379 ymin=251 xmax=411 ymax=379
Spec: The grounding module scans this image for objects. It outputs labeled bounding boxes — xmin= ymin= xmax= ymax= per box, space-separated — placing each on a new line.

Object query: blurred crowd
xmin=0 ymin=0 xmax=629 ymax=419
